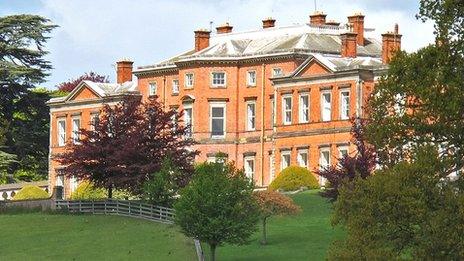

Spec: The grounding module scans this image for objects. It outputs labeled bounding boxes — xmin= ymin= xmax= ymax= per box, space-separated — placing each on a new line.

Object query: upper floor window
xmin=90 ymin=113 xmax=99 ymax=131
xmin=282 ymin=95 xmax=292 ymax=125
xmin=271 ymin=98 xmax=275 ymax=127
xmin=210 ymin=102 xmax=226 ymax=138
xmin=72 ymin=117 xmax=80 ymax=144
xmin=338 ymin=145 xmax=349 ymax=159
xmin=272 ymin=68 xmax=283 ymax=77
xmin=247 ymin=70 xmax=256 ymax=86
xmin=244 ymin=156 xmax=255 ymax=180
xmin=211 ymin=72 xmax=226 ymax=87
xmin=246 ymin=101 xmax=256 ymax=131
xmin=340 ymin=90 xmax=350 ymax=120
xmin=185 ymin=73 xmax=194 ymax=88
xmin=57 ymin=118 xmax=66 ymax=147
xmin=321 ymin=92 xmax=332 ymax=122
xmin=149 ymin=82 xmax=157 ymax=96
xmin=299 ymin=93 xmax=310 ymax=123
xmin=281 ymin=150 xmax=291 ymax=170
xmin=172 ymin=79 xmax=179 ymax=94
xmin=183 ymin=104 xmax=193 ymax=138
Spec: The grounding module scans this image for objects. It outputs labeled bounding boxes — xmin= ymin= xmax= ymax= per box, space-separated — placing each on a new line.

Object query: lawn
xmin=0 ymin=212 xmax=196 ymax=260
xmin=203 ymin=190 xmax=344 ymax=261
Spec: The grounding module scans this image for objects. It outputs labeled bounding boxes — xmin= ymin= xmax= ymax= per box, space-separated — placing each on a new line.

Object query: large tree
xmin=56 ymin=72 xmax=109 ymax=92
xmin=55 ymin=96 xmax=197 ymax=197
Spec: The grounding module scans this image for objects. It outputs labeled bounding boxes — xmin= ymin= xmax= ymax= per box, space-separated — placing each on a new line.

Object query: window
xmin=247 ymin=71 xmax=256 ymax=86
xmin=246 ymin=101 xmax=256 ymax=131
xmin=319 ymin=148 xmax=330 ymax=186
xmin=297 ymin=149 xmax=308 ymax=167
xmin=57 ymin=119 xmax=66 ymax=146
xmin=244 ymin=156 xmax=255 ymax=180
xmin=171 ymin=107 xmax=178 ymax=132
xmin=282 ymin=95 xmax=292 ymax=125
xmin=340 ymin=90 xmax=350 ymax=120
xmin=72 ymin=117 xmax=80 ymax=144
xmin=269 ymin=153 xmax=275 ymax=182
xmin=70 ymin=175 xmax=78 ymax=193
xmin=272 ymin=68 xmax=283 ymax=77
xmin=299 ymin=93 xmax=309 ymax=123
xmin=185 ymin=73 xmax=194 ymax=88
xmin=183 ymin=104 xmax=193 ymax=138
xmin=172 ymin=79 xmax=179 ymax=94
xmin=271 ymin=98 xmax=275 ymax=127
xmin=149 ymin=82 xmax=157 ymax=96
xmin=321 ymin=92 xmax=332 ymax=122
xmin=56 ymin=174 xmax=64 ymax=199
xmin=90 ymin=114 xmax=99 ymax=131
xmin=210 ymin=102 xmax=226 ymax=138
xmin=207 ymin=155 xmax=228 ymax=164
xmin=211 ymin=72 xmax=226 ymax=87
xmin=338 ymin=146 xmax=349 ymax=158
xmin=281 ymin=150 xmax=291 ymax=170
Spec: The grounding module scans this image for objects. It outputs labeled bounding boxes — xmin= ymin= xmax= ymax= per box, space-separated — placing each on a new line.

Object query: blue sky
xmin=1 ymin=0 xmax=435 ymax=89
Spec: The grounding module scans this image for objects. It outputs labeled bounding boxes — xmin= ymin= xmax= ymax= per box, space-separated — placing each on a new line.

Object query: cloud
xmin=34 ymin=0 xmax=435 ymax=88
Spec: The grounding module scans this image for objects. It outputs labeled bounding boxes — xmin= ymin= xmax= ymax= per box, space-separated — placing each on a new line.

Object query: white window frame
xmin=246 ymin=101 xmax=256 ymax=131
xmin=57 ymin=118 xmax=66 ymax=147
xmin=211 ymin=72 xmax=226 ymax=87
xmin=183 ymin=103 xmax=193 ymax=138
xmin=272 ymin=68 xmax=283 ymax=77
xmin=185 ymin=73 xmax=194 ymax=88
xmin=244 ymin=156 xmax=255 ymax=180
xmin=246 ymin=70 xmax=257 ymax=86
xmin=148 ymin=82 xmax=157 ymax=96
xmin=71 ymin=117 xmax=81 ymax=144
xmin=297 ymin=149 xmax=309 ymax=168
xmin=338 ymin=145 xmax=349 ymax=159
xmin=282 ymin=95 xmax=292 ymax=125
xmin=271 ymin=98 xmax=275 ymax=127
xmin=280 ymin=150 xmax=291 ymax=170
xmin=70 ymin=175 xmax=78 ymax=193
xmin=340 ymin=90 xmax=350 ymax=120
xmin=209 ymin=102 xmax=226 ymax=139
xmin=269 ymin=153 xmax=275 ymax=182
xmin=321 ymin=91 xmax=332 ymax=122
xmin=172 ymin=79 xmax=179 ymax=94
xmin=90 ymin=113 xmax=99 ymax=131
xmin=299 ymin=93 xmax=310 ymax=123
xmin=319 ymin=147 xmax=331 ymax=186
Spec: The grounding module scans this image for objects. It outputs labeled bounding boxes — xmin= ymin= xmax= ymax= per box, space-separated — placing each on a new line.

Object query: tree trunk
xmin=107 ymin=185 xmax=113 ymax=199
xmin=210 ymin=244 xmax=216 ymax=261
xmin=261 ymin=217 xmax=267 ymax=245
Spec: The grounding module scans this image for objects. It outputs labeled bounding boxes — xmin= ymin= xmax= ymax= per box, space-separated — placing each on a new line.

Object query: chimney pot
xmin=216 ymin=23 xmax=233 ymax=34
xmin=348 ymin=13 xmax=365 ymax=46
xmin=341 ymin=32 xmax=358 ymax=58
xmin=194 ymin=29 xmax=211 ymax=52
xmin=309 ymin=11 xmax=327 ymax=26
xmin=116 ymin=59 xmax=133 ymax=84
xmin=262 ymin=17 xmax=276 ymax=29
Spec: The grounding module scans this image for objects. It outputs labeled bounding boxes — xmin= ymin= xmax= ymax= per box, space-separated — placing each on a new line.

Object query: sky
xmin=1 ymin=0 xmax=435 ymax=89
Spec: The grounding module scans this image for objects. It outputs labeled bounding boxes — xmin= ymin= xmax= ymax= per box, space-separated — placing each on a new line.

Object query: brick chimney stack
xmin=348 ymin=13 xmax=365 ymax=46
xmin=262 ymin=17 xmax=276 ymax=29
xmin=381 ymin=23 xmax=402 ymax=64
xmin=216 ymin=23 xmax=233 ymax=34
xmin=116 ymin=59 xmax=133 ymax=84
xmin=341 ymin=32 xmax=358 ymax=58
xmin=309 ymin=11 xmax=327 ymax=26
xmin=194 ymin=29 xmax=211 ymax=52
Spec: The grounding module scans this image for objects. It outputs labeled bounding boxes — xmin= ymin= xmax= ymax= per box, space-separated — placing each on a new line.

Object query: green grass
xmin=0 ymin=213 xmax=196 ymax=260
xmin=203 ymin=190 xmax=344 ymax=261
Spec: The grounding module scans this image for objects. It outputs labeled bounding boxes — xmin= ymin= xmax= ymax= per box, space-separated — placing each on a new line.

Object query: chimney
xmin=216 ymin=22 xmax=233 ymax=34
xmin=382 ymin=24 xmax=402 ymax=64
xmin=341 ymin=32 xmax=358 ymax=58
xmin=348 ymin=13 xmax=365 ymax=46
xmin=309 ymin=11 xmax=327 ymax=26
xmin=262 ymin=17 xmax=276 ymax=29
xmin=326 ymin=20 xmax=340 ymax=27
xmin=194 ymin=29 xmax=211 ymax=52
xmin=116 ymin=59 xmax=133 ymax=84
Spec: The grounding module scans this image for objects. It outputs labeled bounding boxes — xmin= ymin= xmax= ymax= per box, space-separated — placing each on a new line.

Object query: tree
xmin=174 ymin=162 xmax=259 ymax=261
xmin=56 ymin=72 xmax=109 ymax=92
xmin=316 ymin=118 xmax=377 ymax=201
xmin=142 ymin=157 xmax=178 ymax=207
xmin=329 ymin=146 xmax=464 ymax=260
xmin=254 ymin=190 xmax=300 ymax=245
xmin=55 ymin=96 xmax=197 ymax=198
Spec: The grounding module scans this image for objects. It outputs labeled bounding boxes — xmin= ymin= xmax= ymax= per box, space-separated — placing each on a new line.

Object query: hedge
xmin=13 ymin=185 xmax=49 ymax=200
xmin=269 ymin=166 xmax=319 ymax=191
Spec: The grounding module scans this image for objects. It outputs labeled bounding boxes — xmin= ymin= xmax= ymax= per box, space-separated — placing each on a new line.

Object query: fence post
xmin=92 ymin=200 xmax=94 ymax=214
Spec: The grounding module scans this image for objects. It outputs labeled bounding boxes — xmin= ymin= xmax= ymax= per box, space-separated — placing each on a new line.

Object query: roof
xmin=0 ymin=181 xmax=48 ymax=191
xmin=135 ymin=23 xmax=382 ymax=73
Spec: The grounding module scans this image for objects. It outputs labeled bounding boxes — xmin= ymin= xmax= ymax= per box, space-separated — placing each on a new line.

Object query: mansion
xmin=47 ymin=11 xmax=401 ymax=198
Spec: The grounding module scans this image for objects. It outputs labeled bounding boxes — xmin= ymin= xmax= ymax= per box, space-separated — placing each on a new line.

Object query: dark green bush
xmin=269 ymin=166 xmax=319 ymax=191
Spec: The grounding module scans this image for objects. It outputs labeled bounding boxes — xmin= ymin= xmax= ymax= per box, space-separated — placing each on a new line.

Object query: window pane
xmin=212 ymin=107 xmax=224 ymax=117
xmin=212 ymin=119 xmax=224 ymax=135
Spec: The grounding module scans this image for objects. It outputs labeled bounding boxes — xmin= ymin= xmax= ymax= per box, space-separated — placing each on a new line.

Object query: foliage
xmin=317 ymin=118 xmax=377 ymax=201
xmin=56 ymin=72 xmax=109 ymax=92
xmin=13 ymin=169 xmax=43 ymax=182
xmin=55 ymin=96 xmax=197 ymax=198
xmin=70 ymin=181 xmax=106 ymax=200
xmin=254 ymin=190 xmax=301 ymax=244
xmin=269 ymin=166 xmax=319 ymax=191
xmin=0 ymin=147 xmax=17 ymax=184
xmin=13 ymin=185 xmax=49 ymax=200
xmin=329 ymin=146 xmax=464 ymax=260
xmin=142 ymin=157 xmax=178 ymax=207
xmin=174 ymin=162 xmax=259 ymax=261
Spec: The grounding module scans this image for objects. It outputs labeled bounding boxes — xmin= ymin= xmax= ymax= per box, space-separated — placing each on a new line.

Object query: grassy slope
xmin=0 ymin=213 xmax=196 ymax=261
xmin=205 ymin=190 xmax=344 ymax=261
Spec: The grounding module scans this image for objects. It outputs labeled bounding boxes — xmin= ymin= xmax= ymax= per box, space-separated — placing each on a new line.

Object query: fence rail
xmin=55 ymin=200 xmax=175 ymax=224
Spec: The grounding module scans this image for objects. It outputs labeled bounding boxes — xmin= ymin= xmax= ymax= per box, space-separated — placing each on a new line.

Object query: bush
xmin=70 ymin=181 xmax=105 ymax=200
xmin=143 ymin=158 xmax=178 ymax=207
xmin=13 ymin=185 xmax=49 ymax=200
xmin=269 ymin=166 xmax=319 ymax=191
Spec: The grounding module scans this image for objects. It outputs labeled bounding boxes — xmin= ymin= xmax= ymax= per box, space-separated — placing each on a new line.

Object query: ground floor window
xmin=319 ymin=147 xmax=330 ymax=186
xmin=281 ymin=150 xmax=291 ymax=170
xmin=297 ymin=149 xmax=308 ymax=168
xmin=244 ymin=156 xmax=255 ymax=180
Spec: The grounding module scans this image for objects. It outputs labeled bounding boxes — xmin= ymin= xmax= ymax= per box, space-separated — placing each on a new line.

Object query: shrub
xmin=13 ymin=185 xmax=49 ymax=200
xmin=269 ymin=166 xmax=319 ymax=191
xmin=70 ymin=181 xmax=105 ymax=200
xmin=143 ymin=158 xmax=178 ymax=207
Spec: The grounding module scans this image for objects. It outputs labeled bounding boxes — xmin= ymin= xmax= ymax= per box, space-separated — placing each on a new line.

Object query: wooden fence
xmin=55 ymin=200 xmax=175 ymax=224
